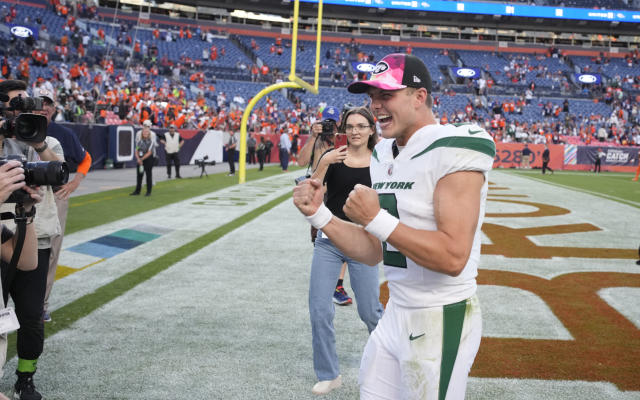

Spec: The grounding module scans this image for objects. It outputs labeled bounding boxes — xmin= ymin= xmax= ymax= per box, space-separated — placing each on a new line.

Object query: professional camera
xmin=0 ymin=155 xmax=69 ymax=203
xmin=320 ymin=119 xmax=336 ymax=138
xmin=194 ymin=155 xmax=216 ymax=167
xmin=0 ymin=94 xmax=48 ymax=143
xmin=194 ymin=155 xmax=216 ymax=178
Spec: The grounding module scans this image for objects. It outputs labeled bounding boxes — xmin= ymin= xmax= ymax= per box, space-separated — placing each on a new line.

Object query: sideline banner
xmin=564 ymin=145 xmax=640 ymax=172
xmin=577 ymin=146 xmax=639 ymax=166
xmin=494 ymin=143 xmax=563 ymax=170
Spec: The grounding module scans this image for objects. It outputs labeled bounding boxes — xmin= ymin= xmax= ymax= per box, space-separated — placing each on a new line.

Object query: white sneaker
xmin=312 ymin=375 xmax=342 ymax=395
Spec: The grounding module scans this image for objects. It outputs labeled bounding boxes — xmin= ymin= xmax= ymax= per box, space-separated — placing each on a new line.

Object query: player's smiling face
xmin=367 ymin=87 xmax=416 ymax=144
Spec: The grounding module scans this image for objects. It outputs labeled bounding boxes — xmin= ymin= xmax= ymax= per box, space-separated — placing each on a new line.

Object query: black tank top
xmin=324 ymin=162 xmax=371 ymax=222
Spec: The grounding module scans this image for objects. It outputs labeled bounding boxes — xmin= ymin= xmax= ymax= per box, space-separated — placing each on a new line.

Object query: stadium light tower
xmin=238 ymin=0 xmax=323 ymax=184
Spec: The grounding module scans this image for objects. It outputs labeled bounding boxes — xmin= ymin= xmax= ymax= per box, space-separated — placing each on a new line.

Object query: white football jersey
xmin=370 ymin=123 xmax=495 ymax=308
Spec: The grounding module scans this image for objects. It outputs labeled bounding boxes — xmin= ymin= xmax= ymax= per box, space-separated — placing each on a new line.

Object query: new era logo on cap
xmin=347 ymin=53 xmax=432 ymax=94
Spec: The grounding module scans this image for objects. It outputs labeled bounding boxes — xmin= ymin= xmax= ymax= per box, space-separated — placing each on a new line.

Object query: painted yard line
xmin=507 ymin=173 xmax=640 ymax=209
xmin=5 ymin=191 xmax=293 ymax=361
xmin=49 ymin=172 xmax=297 ymax=313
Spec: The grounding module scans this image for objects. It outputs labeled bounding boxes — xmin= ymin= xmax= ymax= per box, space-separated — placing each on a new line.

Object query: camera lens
xmin=23 ymin=161 xmax=69 ymax=186
xmin=13 ymin=114 xmax=48 ymax=142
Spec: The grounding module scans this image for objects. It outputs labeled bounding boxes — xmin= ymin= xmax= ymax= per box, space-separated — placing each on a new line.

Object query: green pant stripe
xmin=438 ymin=299 xmax=467 ymax=400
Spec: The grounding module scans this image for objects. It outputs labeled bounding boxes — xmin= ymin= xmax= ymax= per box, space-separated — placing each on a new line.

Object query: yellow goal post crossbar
xmin=238 ymin=0 xmax=323 ymax=183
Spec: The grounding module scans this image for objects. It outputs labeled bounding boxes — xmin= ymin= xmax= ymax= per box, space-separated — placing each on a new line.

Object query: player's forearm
xmin=321 ymin=217 xmax=382 ymax=266
xmin=386 ymin=224 xmax=473 ymax=276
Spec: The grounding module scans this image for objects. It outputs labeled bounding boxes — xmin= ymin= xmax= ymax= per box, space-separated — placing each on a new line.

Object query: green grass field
xmin=66 ymin=165 xmax=300 ymax=234
xmin=503 ymin=169 xmax=640 ymax=209
xmin=2 ymin=169 xmax=636 ymax=399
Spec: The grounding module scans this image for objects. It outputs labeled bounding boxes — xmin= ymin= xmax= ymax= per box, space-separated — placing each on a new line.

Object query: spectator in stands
xmin=1 ymin=56 xmax=9 ymax=79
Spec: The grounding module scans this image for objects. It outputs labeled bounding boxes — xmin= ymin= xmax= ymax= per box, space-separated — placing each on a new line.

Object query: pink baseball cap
xmin=348 ymin=53 xmax=432 ymax=94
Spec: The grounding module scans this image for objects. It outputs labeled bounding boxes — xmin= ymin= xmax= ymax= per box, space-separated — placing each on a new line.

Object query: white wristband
xmin=365 ymin=209 xmax=399 ymax=242
xmin=305 ymin=203 xmax=333 ymax=229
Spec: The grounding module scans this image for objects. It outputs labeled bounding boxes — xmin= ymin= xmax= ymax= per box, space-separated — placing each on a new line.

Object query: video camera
xmin=0 ymin=155 xmax=69 ymax=203
xmin=194 ymin=155 xmax=216 ymax=178
xmin=0 ymin=94 xmax=49 ymax=143
xmin=194 ymin=155 xmax=216 ymax=168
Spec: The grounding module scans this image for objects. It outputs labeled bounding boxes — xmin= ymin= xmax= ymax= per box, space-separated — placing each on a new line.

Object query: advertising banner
xmin=574 ymin=73 xmax=602 ymax=85
xmin=494 ymin=143 xmax=563 ymax=170
xmin=452 ymin=67 xmax=481 ymax=79
xmin=577 ymin=146 xmax=640 ymax=166
xmin=8 ymin=24 xmax=39 ymax=40
xmin=351 ymin=61 xmax=376 ymax=74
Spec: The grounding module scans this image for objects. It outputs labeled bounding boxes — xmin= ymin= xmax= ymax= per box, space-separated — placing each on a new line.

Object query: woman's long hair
xmin=338 ymin=106 xmax=377 ymax=151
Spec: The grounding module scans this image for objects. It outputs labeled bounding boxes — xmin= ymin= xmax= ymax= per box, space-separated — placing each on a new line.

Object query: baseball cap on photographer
xmin=348 ymin=53 xmax=432 ymax=94
xmin=321 ymin=106 xmax=339 ymax=122
xmin=143 ymin=119 xmax=152 ymax=127
xmin=36 ymin=87 xmax=55 ymax=103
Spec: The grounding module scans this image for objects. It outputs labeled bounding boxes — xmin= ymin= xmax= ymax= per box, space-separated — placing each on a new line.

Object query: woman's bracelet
xmin=365 ymin=209 xmax=399 ymax=242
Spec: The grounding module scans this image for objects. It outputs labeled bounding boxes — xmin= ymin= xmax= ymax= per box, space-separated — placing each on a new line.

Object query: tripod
xmin=194 ymin=156 xmax=216 ymax=178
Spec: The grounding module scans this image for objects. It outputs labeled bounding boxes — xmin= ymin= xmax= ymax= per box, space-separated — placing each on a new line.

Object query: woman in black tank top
xmin=306 ymin=107 xmax=384 ymax=395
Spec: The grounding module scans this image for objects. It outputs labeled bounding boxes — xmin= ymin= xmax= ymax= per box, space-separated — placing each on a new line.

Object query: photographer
xmin=296 ymin=107 xmax=354 ymax=305
xmin=0 ymin=79 xmax=65 ymax=400
xmin=0 ymin=161 xmax=41 ymax=400
xmin=297 ymin=106 xmax=339 ymax=171
xmin=34 ymin=88 xmax=92 ymax=323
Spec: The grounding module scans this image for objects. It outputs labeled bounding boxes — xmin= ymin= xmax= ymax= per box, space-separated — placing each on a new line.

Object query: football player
xmin=293 ymin=53 xmax=494 ymax=399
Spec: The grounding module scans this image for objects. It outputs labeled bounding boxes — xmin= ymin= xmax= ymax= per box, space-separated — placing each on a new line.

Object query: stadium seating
xmin=3 ymin=0 xmax=638 ymax=147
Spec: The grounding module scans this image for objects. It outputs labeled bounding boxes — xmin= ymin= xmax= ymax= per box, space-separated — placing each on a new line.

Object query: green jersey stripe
xmin=372 ymin=148 xmax=379 ymax=162
xmin=439 ymin=299 xmax=467 ymax=400
xmin=411 ymin=136 xmax=496 ymax=159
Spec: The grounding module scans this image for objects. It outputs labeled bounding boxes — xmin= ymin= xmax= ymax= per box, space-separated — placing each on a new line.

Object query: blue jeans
xmin=309 ymin=236 xmax=383 ymax=381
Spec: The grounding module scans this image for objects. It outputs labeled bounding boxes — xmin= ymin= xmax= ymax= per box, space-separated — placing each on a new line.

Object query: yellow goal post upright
xmin=238 ymin=0 xmax=324 ymax=183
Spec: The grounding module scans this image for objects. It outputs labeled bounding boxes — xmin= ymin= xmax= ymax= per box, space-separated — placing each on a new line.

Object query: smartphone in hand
xmin=334 ymin=134 xmax=347 ymax=149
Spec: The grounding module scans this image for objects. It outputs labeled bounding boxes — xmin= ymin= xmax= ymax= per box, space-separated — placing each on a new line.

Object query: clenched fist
xmin=343 ymin=184 xmax=380 ymax=226
xmin=293 ymin=178 xmax=326 ymax=217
